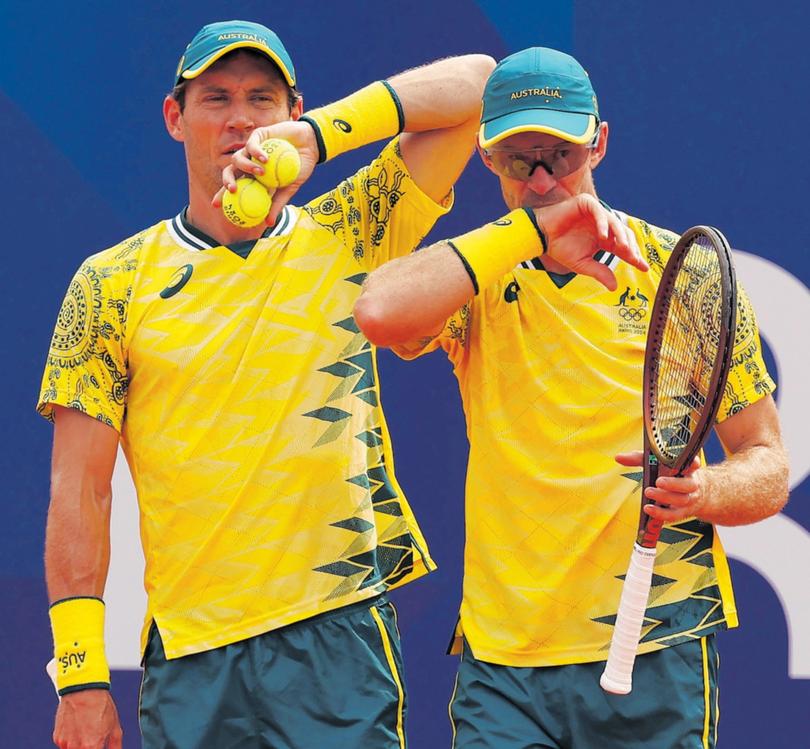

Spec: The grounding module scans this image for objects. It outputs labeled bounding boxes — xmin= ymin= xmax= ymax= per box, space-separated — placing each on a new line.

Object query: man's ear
xmin=290 ymin=94 xmax=303 ymax=121
xmin=164 ymin=95 xmax=185 ymax=142
xmin=589 ymin=120 xmax=608 ymax=169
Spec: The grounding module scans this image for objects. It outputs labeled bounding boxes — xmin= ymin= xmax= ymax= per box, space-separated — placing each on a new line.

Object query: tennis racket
xmin=600 ymin=225 xmax=737 ymax=695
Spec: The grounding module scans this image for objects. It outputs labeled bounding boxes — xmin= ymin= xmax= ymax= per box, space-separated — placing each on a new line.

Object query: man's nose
xmin=227 ymin=107 xmax=255 ymax=132
xmin=526 ymin=164 xmax=558 ymax=196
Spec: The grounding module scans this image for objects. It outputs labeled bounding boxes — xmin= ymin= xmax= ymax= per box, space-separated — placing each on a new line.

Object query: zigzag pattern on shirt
xmin=306 ymin=272 xmax=417 ymax=599
xmin=594 ymin=519 xmax=726 ymax=645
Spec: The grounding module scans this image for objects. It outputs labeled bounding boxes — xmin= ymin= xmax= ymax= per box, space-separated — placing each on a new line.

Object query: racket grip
xmin=600 ymin=543 xmax=657 ymax=695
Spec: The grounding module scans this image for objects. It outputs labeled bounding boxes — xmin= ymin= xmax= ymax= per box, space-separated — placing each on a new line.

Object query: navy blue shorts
xmin=139 ymin=596 xmax=407 ymax=748
xmin=450 ymin=636 xmax=719 ymax=749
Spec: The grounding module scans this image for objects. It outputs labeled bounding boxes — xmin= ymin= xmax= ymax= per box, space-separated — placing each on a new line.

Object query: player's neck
xmin=186 ymin=183 xmax=266 ymax=247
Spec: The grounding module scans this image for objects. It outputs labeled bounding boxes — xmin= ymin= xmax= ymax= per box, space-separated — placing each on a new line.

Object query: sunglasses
xmin=485 ymin=132 xmax=599 ymax=181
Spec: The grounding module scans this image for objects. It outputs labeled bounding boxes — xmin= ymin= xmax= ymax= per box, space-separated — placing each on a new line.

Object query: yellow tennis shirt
xmin=396 ymin=212 xmax=775 ymax=667
xmin=38 ymin=139 xmax=449 ymax=659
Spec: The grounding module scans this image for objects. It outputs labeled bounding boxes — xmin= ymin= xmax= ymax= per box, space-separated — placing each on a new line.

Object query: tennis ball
xmin=253 ymin=138 xmax=301 ymax=189
xmin=222 ymin=177 xmax=272 ymax=228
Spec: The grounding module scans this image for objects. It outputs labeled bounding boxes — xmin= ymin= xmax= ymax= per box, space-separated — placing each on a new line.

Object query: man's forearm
xmin=388 ymin=55 xmax=496 ymax=132
xmin=45 ymin=481 xmax=112 ymax=601
xmin=700 ymin=443 xmax=789 ymax=526
xmin=356 ymin=241 xmax=474 ymax=347
xmin=46 ymin=407 xmax=118 ymax=601
xmin=356 ymin=207 xmax=545 ymax=346
xmin=45 ymin=473 xmax=115 ymax=697
xmin=300 ymin=55 xmax=494 ymax=165
xmin=355 ymin=196 xmax=644 ymax=347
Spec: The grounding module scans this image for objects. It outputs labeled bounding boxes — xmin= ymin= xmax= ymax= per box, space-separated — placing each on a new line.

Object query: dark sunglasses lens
xmin=488 ymin=152 xmax=530 ymax=179
xmin=549 ymin=147 xmax=589 ymax=177
xmin=490 ymin=145 xmax=590 ymax=181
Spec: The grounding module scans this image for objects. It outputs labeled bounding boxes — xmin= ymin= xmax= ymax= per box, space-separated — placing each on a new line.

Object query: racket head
xmin=643 ymin=226 xmax=737 ymax=474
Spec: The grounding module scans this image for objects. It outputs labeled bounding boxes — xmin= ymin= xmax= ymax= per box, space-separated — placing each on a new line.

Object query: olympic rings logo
xmin=619 ymin=307 xmax=647 ymax=321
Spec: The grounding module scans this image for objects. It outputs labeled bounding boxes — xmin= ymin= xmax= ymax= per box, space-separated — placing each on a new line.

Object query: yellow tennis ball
xmin=253 ymin=138 xmax=301 ymax=189
xmin=222 ymin=177 xmax=272 ymax=228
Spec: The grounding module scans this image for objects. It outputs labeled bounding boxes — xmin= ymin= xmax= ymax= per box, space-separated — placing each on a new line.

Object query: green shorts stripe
xmin=449 ymin=635 xmax=719 ymax=749
xmin=371 ymin=605 xmax=406 ymax=748
xmin=139 ymin=595 xmax=408 ymax=749
xmin=702 ymin=638 xmax=720 ymax=748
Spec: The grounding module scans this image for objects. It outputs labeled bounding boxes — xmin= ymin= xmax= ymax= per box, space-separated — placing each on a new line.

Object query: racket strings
xmin=649 ymin=237 xmax=723 ymax=464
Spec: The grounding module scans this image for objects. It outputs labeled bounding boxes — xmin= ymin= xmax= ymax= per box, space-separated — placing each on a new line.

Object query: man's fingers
xmin=655 ymin=474 xmax=698 ymax=493
xmin=222 ymin=165 xmax=239 ymax=192
xmin=606 ymin=212 xmax=630 ymax=251
xmin=602 ymin=215 xmax=647 ymax=272
xmin=577 ymin=258 xmax=617 ymax=291
xmin=643 ymin=502 xmax=690 ymax=523
xmin=211 ymin=186 xmax=226 ymax=208
xmin=591 ymin=201 xmax=609 ymax=242
xmin=615 ymin=451 xmax=644 ymax=466
xmin=583 ymin=199 xmax=647 ymax=273
xmin=655 ymin=476 xmax=699 ymax=494
xmin=231 ymin=148 xmax=257 ymax=175
xmin=682 ymin=455 xmax=702 ymax=475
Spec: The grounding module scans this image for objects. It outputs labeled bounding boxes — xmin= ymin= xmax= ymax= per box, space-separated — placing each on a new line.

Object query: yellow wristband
xmin=49 ymin=597 xmax=110 ymax=696
xmin=447 ymin=208 xmax=546 ymax=294
xmin=300 ymin=80 xmax=404 ymax=164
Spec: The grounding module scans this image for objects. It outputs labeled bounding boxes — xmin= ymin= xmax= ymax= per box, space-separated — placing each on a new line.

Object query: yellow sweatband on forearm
xmin=447 ymin=208 xmax=546 ymax=294
xmin=299 ymin=80 xmax=404 ymax=164
xmin=49 ymin=597 xmax=110 ymax=696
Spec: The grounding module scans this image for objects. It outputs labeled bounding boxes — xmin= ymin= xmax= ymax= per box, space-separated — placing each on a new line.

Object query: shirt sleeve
xmin=717 ymin=283 xmax=776 ymax=421
xmin=303 ymin=136 xmax=453 ymax=272
xmin=37 ymin=253 xmax=131 ymax=431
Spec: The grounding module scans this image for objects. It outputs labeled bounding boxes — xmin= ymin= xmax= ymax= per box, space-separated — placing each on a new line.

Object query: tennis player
xmin=354 ymin=47 xmax=789 ymax=748
xmin=37 ymin=19 xmax=494 ymax=749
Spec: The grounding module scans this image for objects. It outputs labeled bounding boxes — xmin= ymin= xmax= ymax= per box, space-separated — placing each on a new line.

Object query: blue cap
xmin=174 ymin=20 xmax=296 ymax=88
xmin=480 ymin=48 xmax=599 ymax=148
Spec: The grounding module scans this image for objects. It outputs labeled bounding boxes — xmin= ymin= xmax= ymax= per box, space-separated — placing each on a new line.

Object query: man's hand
xmin=534 ymin=194 xmax=649 ymax=290
xmin=615 ymin=452 xmax=708 ymax=523
xmin=53 ymin=690 xmax=122 ymax=749
xmin=213 ymin=120 xmax=320 ymax=227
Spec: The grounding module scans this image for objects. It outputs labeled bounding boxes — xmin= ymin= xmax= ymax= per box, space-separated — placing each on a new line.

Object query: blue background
xmin=2 ymin=1 xmax=808 ymax=746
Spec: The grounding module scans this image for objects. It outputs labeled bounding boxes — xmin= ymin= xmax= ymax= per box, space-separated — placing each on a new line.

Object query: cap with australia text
xmin=480 ymin=47 xmax=599 ymax=148
xmin=174 ymin=20 xmax=296 ymax=88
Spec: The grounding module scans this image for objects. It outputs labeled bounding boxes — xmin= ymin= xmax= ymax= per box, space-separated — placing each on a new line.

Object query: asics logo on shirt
xmin=160 ymin=264 xmax=194 ymax=299
xmin=504 ymin=280 xmax=521 ymax=303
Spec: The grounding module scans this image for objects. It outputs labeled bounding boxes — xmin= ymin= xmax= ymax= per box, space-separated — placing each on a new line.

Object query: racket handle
xmin=600 ymin=543 xmax=656 ymax=695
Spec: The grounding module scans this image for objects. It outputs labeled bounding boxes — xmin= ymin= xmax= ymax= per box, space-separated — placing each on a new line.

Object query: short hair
xmin=170 ymin=49 xmax=300 ymax=113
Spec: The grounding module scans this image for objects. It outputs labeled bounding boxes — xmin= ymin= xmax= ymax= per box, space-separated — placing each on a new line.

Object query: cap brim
xmin=479 ymin=110 xmax=597 ymax=148
xmin=180 ymin=41 xmax=295 ymax=87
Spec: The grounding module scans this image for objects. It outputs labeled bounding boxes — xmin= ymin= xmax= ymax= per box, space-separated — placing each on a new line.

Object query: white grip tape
xmin=600 ymin=543 xmax=657 ymax=695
